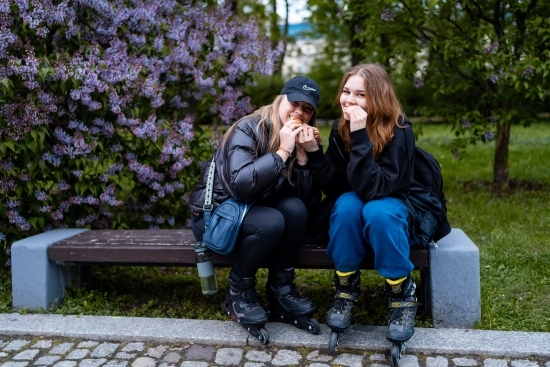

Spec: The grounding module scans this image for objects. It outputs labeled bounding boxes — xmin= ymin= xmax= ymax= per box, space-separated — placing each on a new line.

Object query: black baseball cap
xmin=280 ymin=76 xmax=320 ymax=110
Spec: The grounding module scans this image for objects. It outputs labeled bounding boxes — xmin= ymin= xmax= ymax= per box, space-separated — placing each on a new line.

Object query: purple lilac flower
xmin=129 ymin=160 xmax=164 ymax=184
xmin=413 ymin=77 xmax=424 ymax=88
xmin=523 ymin=65 xmax=534 ymax=78
xmin=381 ymin=8 xmax=397 ymax=21
xmin=461 ymin=117 xmax=471 ymax=128
xmin=489 ymin=74 xmax=498 ymax=84
xmin=171 ymin=95 xmax=188 ymax=109
xmin=57 ymin=180 xmax=71 ymax=191
xmin=19 ymin=173 xmax=30 ymax=181
xmin=0 ymin=179 xmax=17 ymax=192
xmin=51 ymin=210 xmax=64 ymax=221
xmin=0 ymin=160 xmax=15 ymax=171
xmin=35 ymin=191 xmax=48 ymax=201
xmin=110 ymin=144 xmax=122 ymax=153
xmin=85 ymin=196 xmax=101 ymax=205
xmin=107 ymin=162 xmax=123 ymax=174
xmin=59 ymin=201 xmax=70 ymax=212
xmin=485 ymin=131 xmax=495 ymax=141
xmin=483 ymin=42 xmax=499 ymax=54
xmin=75 ymin=214 xmax=99 ymax=227
xmin=2 ymin=0 xmax=282 ymax=235
xmin=0 ymin=233 xmax=5 ymax=242
xmin=68 ymin=120 xmax=88 ymax=131
xmin=7 ymin=210 xmax=31 ymax=231
xmin=5 ymin=199 xmax=20 ymax=208
xmin=42 ymin=153 xmax=62 ymax=167
xmin=100 ymin=207 xmax=113 ymax=217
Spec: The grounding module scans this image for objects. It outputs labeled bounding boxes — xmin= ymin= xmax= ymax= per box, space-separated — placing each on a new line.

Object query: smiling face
xmin=340 ymin=74 xmax=368 ymax=120
xmin=279 ymin=95 xmax=315 ymax=125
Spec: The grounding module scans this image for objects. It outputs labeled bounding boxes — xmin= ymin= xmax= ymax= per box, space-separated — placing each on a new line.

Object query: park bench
xmin=11 ymin=227 xmax=480 ymax=328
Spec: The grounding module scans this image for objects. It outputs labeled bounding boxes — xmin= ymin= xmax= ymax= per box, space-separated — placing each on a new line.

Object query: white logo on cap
xmin=303 ymin=85 xmax=316 ymax=91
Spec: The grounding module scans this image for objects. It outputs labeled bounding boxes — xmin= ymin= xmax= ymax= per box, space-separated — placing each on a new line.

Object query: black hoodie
xmin=306 ymin=117 xmax=415 ymax=203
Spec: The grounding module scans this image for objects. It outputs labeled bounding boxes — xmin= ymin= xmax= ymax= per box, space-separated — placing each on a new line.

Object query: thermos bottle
xmin=195 ymin=242 xmax=218 ymax=295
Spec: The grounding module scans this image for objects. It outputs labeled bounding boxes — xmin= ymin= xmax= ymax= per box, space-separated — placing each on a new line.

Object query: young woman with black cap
xmin=189 ymin=76 xmax=322 ymax=344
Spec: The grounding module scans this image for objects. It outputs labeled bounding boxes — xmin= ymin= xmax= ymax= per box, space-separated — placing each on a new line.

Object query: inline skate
xmin=266 ymin=268 xmax=320 ymax=334
xmin=385 ymin=275 xmax=419 ymax=367
xmin=326 ymin=270 xmax=360 ymax=354
xmin=221 ymin=271 xmax=269 ymax=344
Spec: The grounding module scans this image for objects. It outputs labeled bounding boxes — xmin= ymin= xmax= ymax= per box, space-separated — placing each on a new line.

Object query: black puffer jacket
xmin=188 ymin=114 xmax=319 ymax=214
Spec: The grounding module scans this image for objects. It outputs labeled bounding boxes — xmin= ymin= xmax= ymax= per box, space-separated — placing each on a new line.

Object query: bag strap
xmin=203 ymin=157 xmax=216 ymax=228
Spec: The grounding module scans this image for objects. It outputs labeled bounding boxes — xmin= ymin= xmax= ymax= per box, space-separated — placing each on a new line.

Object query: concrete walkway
xmin=1 ymin=313 xmax=549 ymax=366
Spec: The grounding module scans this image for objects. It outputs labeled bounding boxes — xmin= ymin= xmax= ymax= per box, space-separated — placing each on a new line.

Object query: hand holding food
xmin=289 ymin=116 xmax=322 ymax=144
xmin=311 ymin=127 xmax=322 ymax=144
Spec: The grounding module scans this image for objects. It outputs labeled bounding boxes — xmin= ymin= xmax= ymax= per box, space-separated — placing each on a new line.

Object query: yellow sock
xmin=336 ymin=270 xmax=356 ymax=277
xmin=386 ymin=276 xmax=407 ymax=285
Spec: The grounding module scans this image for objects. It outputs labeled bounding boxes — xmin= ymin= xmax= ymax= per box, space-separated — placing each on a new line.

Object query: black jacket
xmin=306 ymin=117 xmax=451 ymax=246
xmin=306 ymin=117 xmax=416 ymax=203
xmin=189 ymin=115 xmax=319 ymax=214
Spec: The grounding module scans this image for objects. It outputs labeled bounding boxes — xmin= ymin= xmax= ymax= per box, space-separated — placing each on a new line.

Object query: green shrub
xmin=0 ymin=0 xmax=281 ymax=263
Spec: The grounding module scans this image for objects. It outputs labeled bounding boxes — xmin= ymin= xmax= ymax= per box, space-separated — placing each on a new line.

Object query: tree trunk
xmin=493 ymin=122 xmax=510 ymax=186
xmin=270 ymin=0 xmax=287 ymax=75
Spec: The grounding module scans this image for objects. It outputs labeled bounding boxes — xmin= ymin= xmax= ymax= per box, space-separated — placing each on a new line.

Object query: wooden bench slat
xmin=47 ymin=229 xmax=428 ymax=269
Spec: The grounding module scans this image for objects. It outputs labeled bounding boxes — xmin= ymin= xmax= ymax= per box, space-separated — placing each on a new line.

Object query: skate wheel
xmin=307 ymin=317 xmax=321 ymax=335
xmin=328 ymin=331 xmax=339 ymax=354
xmin=390 ymin=343 xmax=404 ymax=367
xmin=258 ymin=328 xmax=269 ymax=345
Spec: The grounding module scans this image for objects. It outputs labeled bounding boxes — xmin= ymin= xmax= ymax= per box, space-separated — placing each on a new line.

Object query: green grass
xmin=1 ymin=122 xmax=549 ymax=332
xmin=416 ymin=122 xmax=550 ymax=332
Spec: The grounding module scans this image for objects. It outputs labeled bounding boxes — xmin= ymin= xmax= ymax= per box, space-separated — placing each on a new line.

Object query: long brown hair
xmin=336 ymin=64 xmax=403 ymax=159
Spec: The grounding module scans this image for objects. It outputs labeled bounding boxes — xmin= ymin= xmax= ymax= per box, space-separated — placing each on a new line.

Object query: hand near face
xmin=279 ymin=120 xmax=304 ymax=153
xmin=296 ymin=125 xmax=321 ymax=152
xmin=343 ymin=105 xmax=368 ymax=132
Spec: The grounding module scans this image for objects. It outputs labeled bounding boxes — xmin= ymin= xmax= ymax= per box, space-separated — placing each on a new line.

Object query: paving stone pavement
xmin=0 ymin=314 xmax=549 ymax=367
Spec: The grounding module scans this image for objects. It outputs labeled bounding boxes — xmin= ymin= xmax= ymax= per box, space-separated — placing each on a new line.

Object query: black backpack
xmin=402 ymin=147 xmax=451 ymax=247
xmin=414 ymin=147 xmax=447 ymax=212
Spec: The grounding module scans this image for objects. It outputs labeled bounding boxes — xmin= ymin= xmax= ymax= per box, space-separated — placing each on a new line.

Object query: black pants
xmin=191 ymin=196 xmax=307 ymax=278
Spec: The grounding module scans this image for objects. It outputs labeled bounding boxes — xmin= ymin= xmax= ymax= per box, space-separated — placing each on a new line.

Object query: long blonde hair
xmin=336 ymin=64 xmax=403 ymax=159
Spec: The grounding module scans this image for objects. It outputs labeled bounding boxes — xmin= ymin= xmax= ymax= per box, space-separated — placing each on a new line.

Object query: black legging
xmin=191 ymin=196 xmax=307 ymax=278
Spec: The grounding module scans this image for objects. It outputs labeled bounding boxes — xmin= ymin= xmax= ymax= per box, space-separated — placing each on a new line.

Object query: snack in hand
xmin=311 ymin=127 xmax=322 ymax=144
xmin=289 ymin=116 xmax=321 ymax=144
xmin=290 ymin=116 xmax=303 ymax=124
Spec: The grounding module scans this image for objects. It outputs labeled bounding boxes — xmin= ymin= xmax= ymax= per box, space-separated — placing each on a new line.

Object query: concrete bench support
xmin=430 ymin=228 xmax=481 ymax=328
xmin=11 ymin=228 xmax=89 ymax=310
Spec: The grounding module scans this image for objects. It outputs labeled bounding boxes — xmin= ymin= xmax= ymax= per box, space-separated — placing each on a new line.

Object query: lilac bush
xmin=0 ymin=0 xmax=282 ymax=260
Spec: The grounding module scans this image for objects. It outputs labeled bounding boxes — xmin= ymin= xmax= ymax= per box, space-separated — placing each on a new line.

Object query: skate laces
xmin=331 ymin=297 xmax=354 ymax=314
xmin=387 ymin=299 xmax=417 ymax=326
xmin=286 ymin=287 xmax=307 ymax=302
xmin=237 ymin=288 xmax=262 ymax=311
xmin=388 ymin=307 xmax=405 ymax=324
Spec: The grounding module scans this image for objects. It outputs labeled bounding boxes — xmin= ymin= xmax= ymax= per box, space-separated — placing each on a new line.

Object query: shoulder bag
xmin=202 ymin=157 xmax=252 ymax=255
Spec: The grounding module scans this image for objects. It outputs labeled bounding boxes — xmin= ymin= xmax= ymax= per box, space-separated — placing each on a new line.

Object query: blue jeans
xmin=327 ymin=192 xmax=414 ymax=279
